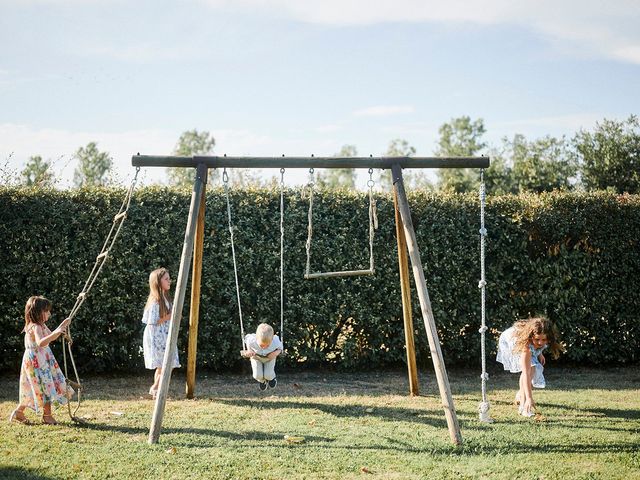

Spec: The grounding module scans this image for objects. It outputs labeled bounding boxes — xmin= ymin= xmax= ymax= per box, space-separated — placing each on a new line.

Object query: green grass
xmin=1 ymin=367 xmax=638 ymax=479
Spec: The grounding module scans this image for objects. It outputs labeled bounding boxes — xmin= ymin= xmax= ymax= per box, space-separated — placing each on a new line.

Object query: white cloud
xmin=353 ymin=105 xmax=415 ymax=117
xmin=199 ymin=0 xmax=640 ymax=65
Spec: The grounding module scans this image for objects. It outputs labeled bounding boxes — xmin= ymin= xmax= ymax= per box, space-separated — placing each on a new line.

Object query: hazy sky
xmin=2 ymin=0 xmax=639 ymax=186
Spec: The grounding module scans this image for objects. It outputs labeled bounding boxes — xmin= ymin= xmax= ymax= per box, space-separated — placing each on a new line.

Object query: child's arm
xmin=538 ymin=352 xmax=546 ymax=366
xmin=266 ymin=348 xmax=282 ymax=361
xmin=520 ymin=348 xmax=535 ymax=408
xmin=33 ymin=318 xmax=71 ymax=348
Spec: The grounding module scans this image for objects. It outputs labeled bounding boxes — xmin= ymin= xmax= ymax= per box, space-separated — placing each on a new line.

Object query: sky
xmin=1 ymin=0 xmax=639 ymax=187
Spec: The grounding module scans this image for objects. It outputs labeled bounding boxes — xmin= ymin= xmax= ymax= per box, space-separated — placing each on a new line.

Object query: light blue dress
xmin=142 ymin=300 xmax=180 ymax=370
xmin=496 ymin=326 xmax=547 ymax=388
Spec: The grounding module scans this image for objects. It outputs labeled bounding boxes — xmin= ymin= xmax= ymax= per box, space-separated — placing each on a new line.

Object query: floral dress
xmin=142 ymin=300 xmax=180 ymax=369
xmin=19 ymin=324 xmax=72 ymax=413
xmin=496 ymin=326 xmax=547 ymax=388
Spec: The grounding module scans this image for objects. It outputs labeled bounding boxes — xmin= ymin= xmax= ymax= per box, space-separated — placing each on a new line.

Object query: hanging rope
xmin=63 ymin=166 xmax=141 ymax=420
xmin=279 ymin=168 xmax=285 ymax=346
xmin=223 ymin=169 xmax=246 ymax=351
xmin=478 ymin=169 xmax=492 ymax=423
xmin=226 ymin=167 xmax=287 ymax=352
xmin=304 ymin=167 xmax=378 ymax=279
xmin=304 ymin=168 xmax=315 ymax=278
xmin=367 ymin=168 xmax=378 ymax=271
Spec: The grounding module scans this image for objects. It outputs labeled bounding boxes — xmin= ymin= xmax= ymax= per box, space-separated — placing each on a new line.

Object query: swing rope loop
xmin=63 ymin=165 xmax=140 ymax=421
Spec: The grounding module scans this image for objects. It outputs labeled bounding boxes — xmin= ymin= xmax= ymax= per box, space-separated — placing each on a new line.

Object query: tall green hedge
xmin=1 ymin=186 xmax=638 ymax=373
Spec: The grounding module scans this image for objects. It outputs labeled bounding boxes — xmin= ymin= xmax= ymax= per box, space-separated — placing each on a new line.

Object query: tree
xmin=316 ymin=145 xmax=357 ymax=189
xmin=21 ymin=155 xmax=55 ymax=187
xmin=167 ymin=130 xmax=216 ymax=188
xmin=73 ymin=142 xmax=113 ymax=187
xmin=574 ymin=115 xmax=640 ymax=193
xmin=435 ymin=116 xmax=487 ymax=192
xmin=509 ymin=134 xmax=577 ymax=193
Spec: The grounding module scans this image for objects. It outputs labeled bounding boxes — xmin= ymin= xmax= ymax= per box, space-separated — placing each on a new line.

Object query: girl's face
xmin=42 ymin=310 xmax=51 ymax=323
xmin=160 ymin=272 xmax=171 ymax=292
xmin=532 ymin=333 xmax=548 ymax=350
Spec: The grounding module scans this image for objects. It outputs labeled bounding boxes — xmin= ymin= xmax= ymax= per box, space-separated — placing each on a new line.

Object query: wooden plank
xmin=132 ymin=155 xmax=490 ymax=170
xmin=304 ymin=269 xmax=374 ymax=279
xmin=186 ymin=168 xmax=208 ymax=399
xmin=148 ymin=163 xmax=207 ymax=444
xmin=391 ymin=163 xmax=462 ymax=445
xmin=393 ymin=189 xmax=419 ymax=396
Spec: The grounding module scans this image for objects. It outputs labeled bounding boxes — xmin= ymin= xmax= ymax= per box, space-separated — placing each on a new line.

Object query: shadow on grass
xmin=71 ymin=417 xmax=640 ymax=456
xmin=0 ymin=467 xmax=57 ymax=480
xmin=213 ymin=397 xmax=454 ymax=429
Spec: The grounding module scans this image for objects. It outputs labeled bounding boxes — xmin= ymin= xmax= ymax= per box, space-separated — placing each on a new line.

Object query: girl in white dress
xmin=496 ymin=317 xmax=563 ymax=417
xmin=142 ymin=268 xmax=180 ymax=398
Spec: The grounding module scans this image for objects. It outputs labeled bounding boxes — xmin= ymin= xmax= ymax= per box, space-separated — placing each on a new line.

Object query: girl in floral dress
xmin=142 ymin=268 xmax=180 ymax=398
xmin=9 ymin=296 xmax=73 ymax=425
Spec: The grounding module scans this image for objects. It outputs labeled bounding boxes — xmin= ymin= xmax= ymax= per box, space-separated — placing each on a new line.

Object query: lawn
xmin=1 ymin=367 xmax=638 ymax=479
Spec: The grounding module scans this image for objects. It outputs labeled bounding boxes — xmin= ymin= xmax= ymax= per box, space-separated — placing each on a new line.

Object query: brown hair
xmin=512 ymin=316 xmax=564 ymax=359
xmin=23 ymin=295 xmax=52 ymax=332
xmin=145 ymin=267 xmax=172 ymax=318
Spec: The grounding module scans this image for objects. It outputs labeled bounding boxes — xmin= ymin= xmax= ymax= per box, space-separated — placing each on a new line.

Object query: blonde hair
xmin=145 ymin=267 xmax=172 ymax=318
xmin=512 ymin=316 xmax=564 ymax=359
xmin=256 ymin=323 xmax=274 ymax=345
xmin=23 ymin=295 xmax=52 ymax=332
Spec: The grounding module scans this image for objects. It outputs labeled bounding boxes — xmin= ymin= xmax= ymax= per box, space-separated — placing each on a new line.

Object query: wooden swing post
xmin=393 ymin=190 xmax=419 ymax=396
xmin=148 ymin=163 xmax=207 ymax=444
xmin=391 ymin=163 xmax=462 ymax=445
xmin=186 ymin=169 xmax=208 ymax=399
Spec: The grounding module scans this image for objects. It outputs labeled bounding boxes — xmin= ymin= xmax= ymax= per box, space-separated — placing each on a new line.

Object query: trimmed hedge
xmin=1 ymin=186 xmax=638 ymax=373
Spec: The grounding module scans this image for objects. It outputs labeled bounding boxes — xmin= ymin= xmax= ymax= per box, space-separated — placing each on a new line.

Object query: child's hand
xmin=523 ymin=398 xmax=535 ymax=415
xmin=538 ymin=353 xmax=546 ymax=366
xmin=56 ymin=318 xmax=71 ymax=334
xmin=241 ymin=350 xmax=255 ymax=358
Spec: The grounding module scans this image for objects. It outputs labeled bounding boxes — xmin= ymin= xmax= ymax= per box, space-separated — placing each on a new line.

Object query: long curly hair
xmin=512 ymin=316 xmax=564 ymax=359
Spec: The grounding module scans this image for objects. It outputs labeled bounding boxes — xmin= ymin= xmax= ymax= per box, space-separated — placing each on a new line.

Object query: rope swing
xmin=224 ymin=167 xmax=286 ymax=352
xmin=304 ymin=167 xmax=378 ymax=279
xmin=62 ymin=166 xmax=140 ymax=421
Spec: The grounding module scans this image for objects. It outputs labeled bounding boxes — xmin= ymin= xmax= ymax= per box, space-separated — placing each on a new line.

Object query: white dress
xmin=142 ymin=300 xmax=180 ymax=370
xmin=496 ymin=326 xmax=547 ymax=388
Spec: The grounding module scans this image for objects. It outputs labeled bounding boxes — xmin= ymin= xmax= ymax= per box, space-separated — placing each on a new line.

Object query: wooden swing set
xmin=131 ymin=154 xmax=489 ymax=446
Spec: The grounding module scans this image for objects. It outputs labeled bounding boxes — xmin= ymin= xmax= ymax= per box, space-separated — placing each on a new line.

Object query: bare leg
xmin=9 ymin=404 xmax=29 ymax=424
xmin=42 ymin=403 xmax=57 ymax=424
xmin=150 ymin=368 xmax=162 ymax=396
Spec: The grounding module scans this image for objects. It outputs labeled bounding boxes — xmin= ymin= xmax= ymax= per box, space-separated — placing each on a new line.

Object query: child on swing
xmin=496 ymin=316 xmax=563 ymax=417
xmin=242 ymin=323 xmax=283 ymax=391
xmin=10 ymin=296 xmax=73 ymax=425
xmin=142 ymin=267 xmax=180 ymax=399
